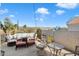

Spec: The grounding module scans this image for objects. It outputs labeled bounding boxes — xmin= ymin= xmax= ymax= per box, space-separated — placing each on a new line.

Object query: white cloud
xmin=0 ymin=9 xmax=8 ymax=15
xmin=56 ymin=3 xmax=78 ymax=9
xmin=9 ymin=15 xmax=15 ymax=17
xmin=35 ymin=7 xmax=49 ymax=22
xmin=56 ymin=10 xmax=65 ymax=15
xmin=35 ymin=7 xmax=49 ymax=15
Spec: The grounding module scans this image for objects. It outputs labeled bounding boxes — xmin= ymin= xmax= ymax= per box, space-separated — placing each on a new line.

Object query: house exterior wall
xmin=68 ymin=24 xmax=79 ymax=31
xmin=41 ymin=28 xmax=79 ymax=52
xmin=54 ymin=30 xmax=79 ymax=52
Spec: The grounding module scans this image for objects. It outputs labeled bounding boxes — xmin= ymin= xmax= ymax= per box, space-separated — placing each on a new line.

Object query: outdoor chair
xmin=15 ymin=38 xmax=27 ymax=50
xmin=35 ymin=34 xmax=54 ymax=56
xmin=27 ymin=38 xmax=35 ymax=47
xmin=7 ymin=36 xmax=16 ymax=46
xmin=64 ymin=46 xmax=79 ymax=56
xmin=26 ymin=33 xmax=35 ymax=47
xmin=35 ymin=38 xmax=46 ymax=56
xmin=75 ymin=46 xmax=79 ymax=56
xmin=35 ymin=34 xmax=65 ymax=56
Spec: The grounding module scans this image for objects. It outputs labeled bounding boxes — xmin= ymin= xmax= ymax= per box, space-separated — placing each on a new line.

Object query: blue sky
xmin=0 ymin=3 xmax=79 ymax=27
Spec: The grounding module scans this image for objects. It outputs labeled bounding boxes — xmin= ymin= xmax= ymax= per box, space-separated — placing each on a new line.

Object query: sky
xmin=0 ymin=3 xmax=79 ymax=27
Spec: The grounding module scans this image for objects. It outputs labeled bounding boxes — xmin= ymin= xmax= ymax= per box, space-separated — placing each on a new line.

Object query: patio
xmin=0 ymin=42 xmax=75 ymax=56
xmin=1 ymin=43 xmax=38 ymax=56
xmin=0 ymin=28 xmax=79 ymax=56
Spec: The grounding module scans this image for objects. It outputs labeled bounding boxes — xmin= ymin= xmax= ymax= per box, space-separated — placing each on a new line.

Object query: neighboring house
xmin=67 ymin=16 xmax=79 ymax=31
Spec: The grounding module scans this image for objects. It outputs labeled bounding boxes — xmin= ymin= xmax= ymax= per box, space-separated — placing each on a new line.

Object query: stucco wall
xmin=42 ymin=29 xmax=79 ymax=52
xmin=68 ymin=24 xmax=79 ymax=31
xmin=41 ymin=29 xmax=79 ymax=52
xmin=54 ymin=30 xmax=79 ymax=52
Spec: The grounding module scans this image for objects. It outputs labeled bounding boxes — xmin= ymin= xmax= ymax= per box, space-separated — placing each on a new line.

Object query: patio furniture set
xmin=35 ymin=39 xmax=64 ymax=56
xmin=35 ymin=34 xmax=79 ymax=56
xmin=6 ymin=33 xmax=35 ymax=49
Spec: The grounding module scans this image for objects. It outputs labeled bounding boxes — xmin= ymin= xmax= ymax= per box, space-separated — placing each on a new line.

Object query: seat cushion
xmin=16 ymin=41 xmax=26 ymax=45
xmin=27 ymin=39 xmax=35 ymax=43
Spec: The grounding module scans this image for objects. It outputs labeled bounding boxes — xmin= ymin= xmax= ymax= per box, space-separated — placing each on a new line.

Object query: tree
xmin=36 ymin=28 xmax=42 ymax=39
xmin=11 ymin=24 xmax=18 ymax=34
xmin=3 ymin=17 xmax=11 ymax=33
xmin=23 ymin=25 xmax=27 ymax=28
xmin=0 ymin=21 xmax=3 ymax=29
xmin=3 ymin=17 xmax=16 ymax=34
xmin=22 ymin=25 xmax=27 ymax=32
xmin=0 ymin=21 xmax=6 ymax=33
xmin=14 ymin=24 xmax=18 ymax=30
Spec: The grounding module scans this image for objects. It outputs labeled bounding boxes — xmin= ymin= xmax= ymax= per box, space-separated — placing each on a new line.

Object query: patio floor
xmin=0 ymin=42 xmax=74 ymax=56
xmin=1 ymin=43 xmax=38 ymax=56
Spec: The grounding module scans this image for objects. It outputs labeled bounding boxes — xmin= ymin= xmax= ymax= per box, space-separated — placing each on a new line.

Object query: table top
xmin=48 ymin=42 xmax=64 ymax=50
